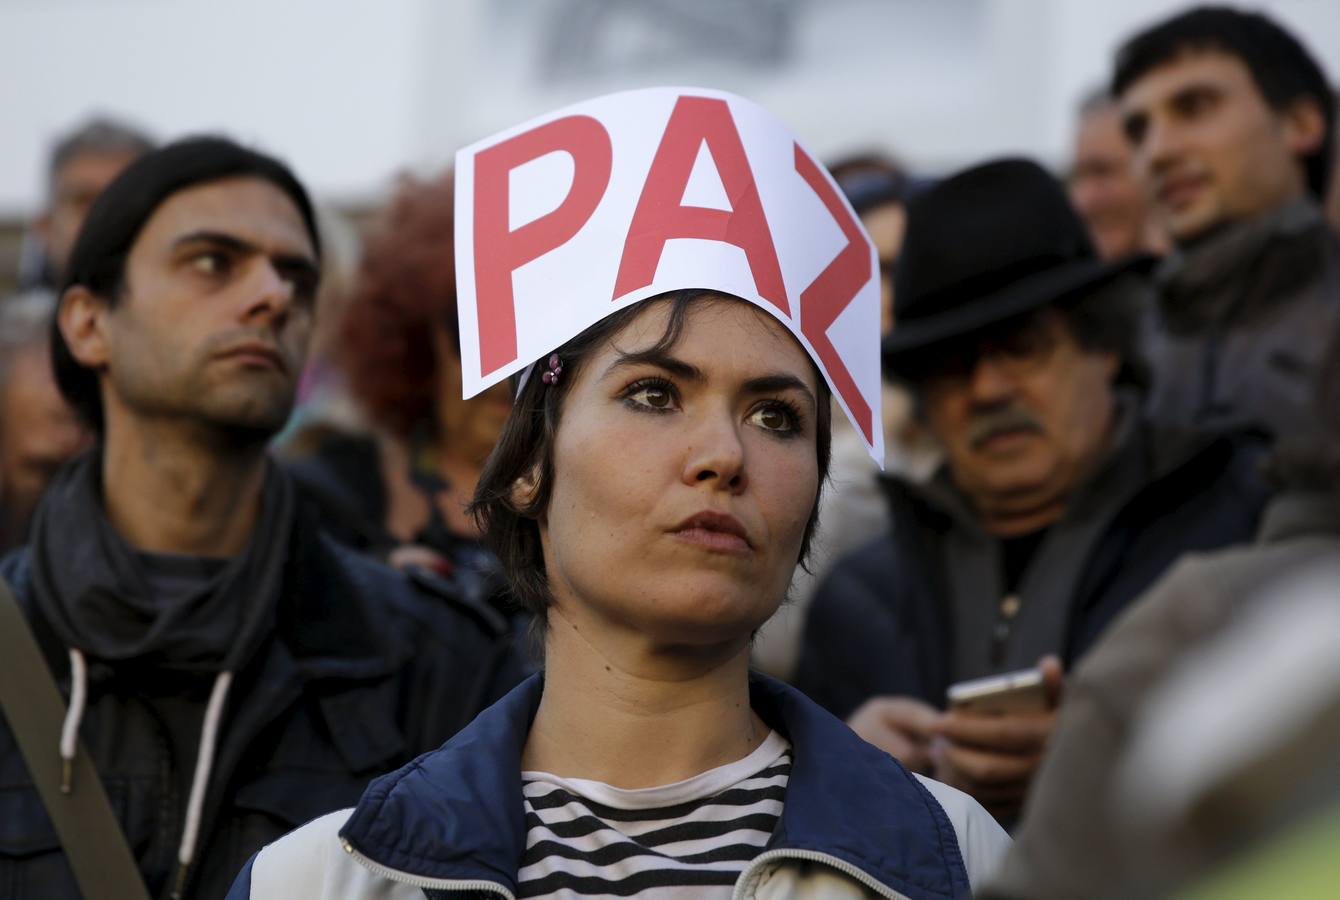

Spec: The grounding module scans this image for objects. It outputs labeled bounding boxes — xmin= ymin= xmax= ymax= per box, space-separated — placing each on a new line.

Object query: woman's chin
xmin=631 ymin=590 xmax=780 ymax=649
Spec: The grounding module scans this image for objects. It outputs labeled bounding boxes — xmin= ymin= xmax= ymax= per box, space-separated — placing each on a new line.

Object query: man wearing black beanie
xmin=0 ymin=137 xmax=523 ymax=899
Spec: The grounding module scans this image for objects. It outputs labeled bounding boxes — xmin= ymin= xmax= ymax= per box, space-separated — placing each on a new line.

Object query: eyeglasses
xmin=919 ymin=314 xmax=1060 ymax=389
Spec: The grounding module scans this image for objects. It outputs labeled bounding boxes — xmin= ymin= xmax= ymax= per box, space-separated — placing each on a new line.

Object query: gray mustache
xmin=966 ymin=407 xmax=1043 ymax=448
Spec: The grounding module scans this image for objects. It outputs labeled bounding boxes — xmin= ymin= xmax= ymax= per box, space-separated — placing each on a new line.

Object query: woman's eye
xmin=624 ymin=381 xmax=677 ymax=411
xmin=748 ymin=403 xmax=798 ymax=434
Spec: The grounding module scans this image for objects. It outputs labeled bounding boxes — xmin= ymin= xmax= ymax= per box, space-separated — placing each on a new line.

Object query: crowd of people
xmin=1 ymin=5 xmax=1338 ymax=899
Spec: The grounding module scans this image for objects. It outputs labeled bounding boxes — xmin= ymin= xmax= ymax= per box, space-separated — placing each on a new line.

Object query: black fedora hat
xmin=882 ymin=158 xmax=1151 ymax=371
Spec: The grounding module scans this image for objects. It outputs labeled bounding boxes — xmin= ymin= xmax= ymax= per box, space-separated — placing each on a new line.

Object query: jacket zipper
xmin=340 ymin=838 xmax=514 ymax=898
xmin=730 ymin=848 xmax=909 ymax=900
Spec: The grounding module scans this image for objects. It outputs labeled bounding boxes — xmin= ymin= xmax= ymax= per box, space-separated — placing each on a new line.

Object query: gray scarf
xmin=29 ymin=451 xmax=295 ymax=673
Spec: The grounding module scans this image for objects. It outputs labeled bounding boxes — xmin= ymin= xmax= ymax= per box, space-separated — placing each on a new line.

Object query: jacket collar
xmin=339 ymin=673 xmax=967 ymax=899
xmin=1156 ymin=197 xmax=1329 ymax=330
xmin=1257 ymin=491 xmax=1340 ymax=545
xmin=10 ymin=503 xmax=407 ymax=688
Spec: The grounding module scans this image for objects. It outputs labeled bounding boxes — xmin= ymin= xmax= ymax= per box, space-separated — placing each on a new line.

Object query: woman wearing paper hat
xmin=228 ymin=88 xmax=1007 ymax=900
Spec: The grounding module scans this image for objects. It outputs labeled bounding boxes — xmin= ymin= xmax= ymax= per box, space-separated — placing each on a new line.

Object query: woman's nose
xmin=680 ymin=413 xmax=748 ymax=493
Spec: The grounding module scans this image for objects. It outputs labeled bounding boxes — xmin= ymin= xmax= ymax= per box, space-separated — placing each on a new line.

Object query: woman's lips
xmin=670 ymin=511 xmax=753 ymax=556
xmin=672 ymin=526 xmax=752 ymax=556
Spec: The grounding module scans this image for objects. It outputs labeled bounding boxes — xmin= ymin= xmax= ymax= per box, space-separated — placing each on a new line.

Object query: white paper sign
xmin=455 ymin=86 xmax=884 ymax=463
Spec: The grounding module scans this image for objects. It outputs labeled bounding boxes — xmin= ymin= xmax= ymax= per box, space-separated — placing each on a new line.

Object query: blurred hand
xmin=930 ymin=655 xmax=1065 ymax=820
xmin=847 ymin=695 xmax=940 ymax=773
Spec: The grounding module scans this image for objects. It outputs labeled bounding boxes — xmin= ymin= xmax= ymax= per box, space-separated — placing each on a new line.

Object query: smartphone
xmin=946 ymin=667 xmax=1047 ymax=715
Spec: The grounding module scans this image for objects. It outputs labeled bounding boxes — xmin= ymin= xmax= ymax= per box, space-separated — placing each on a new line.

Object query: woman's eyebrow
xmin=744 ymin=374 xmax=817 ymax=409
xmin=602 ymin=350 xmax=704 ymax=382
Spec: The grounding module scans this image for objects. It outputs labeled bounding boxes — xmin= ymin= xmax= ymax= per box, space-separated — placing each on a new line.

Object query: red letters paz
xmin=469 ymin=95 xmax=873 ymax=443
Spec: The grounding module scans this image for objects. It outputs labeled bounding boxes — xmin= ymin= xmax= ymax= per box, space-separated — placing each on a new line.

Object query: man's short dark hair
xmin=53 ymin=136 xmax=321 ymax=431
xmin=47 ymin=116 xmax=155 ymax=195
xmin=1112 ymin=6 xmax=1335 ymax=198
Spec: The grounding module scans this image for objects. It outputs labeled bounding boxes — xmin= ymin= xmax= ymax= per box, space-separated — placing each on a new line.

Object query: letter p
xmin=472 ymin=115 xmax=613 ymax=376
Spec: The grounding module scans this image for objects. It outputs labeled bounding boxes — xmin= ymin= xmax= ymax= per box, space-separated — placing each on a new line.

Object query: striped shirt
xmin=517 ymin=731 xmax=791 ymax=898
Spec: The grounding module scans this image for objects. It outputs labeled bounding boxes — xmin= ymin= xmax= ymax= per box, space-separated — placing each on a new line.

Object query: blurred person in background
xmin=981 ymin=326 xmax=1340 ymax=900
xmin=289 ymin=172 xmax=514 ymax=589
xmin=1109 ymin=562 xmax=1340 ymax=900
xmin=0 ymin=289 xmax=89 ymax=552
xmin=271 ymin=204 xmax=367 ymax=454
xmin=1069 ymin=88 xmax=1168 ymax=260
xmin=0 ymin=137 xmax=521 ymax=898
xmin=18 ymin=116 xmax=154 ymax=291
xmin=824 ymin=153 xmax=943 ymax=484
xmin=1114 ymin=6 xmax=1340 ymax=438
xmin=795 ymin=159 xmax=1268 ymax=823
xmin=752 ymin=154 xmax=940 ymax=679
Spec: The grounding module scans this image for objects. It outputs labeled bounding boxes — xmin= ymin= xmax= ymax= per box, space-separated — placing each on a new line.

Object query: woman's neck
xmin=522 ymin=608 xmax=767 ymax=789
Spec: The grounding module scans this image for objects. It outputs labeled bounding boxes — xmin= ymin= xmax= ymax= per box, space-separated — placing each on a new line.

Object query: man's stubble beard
xmin=112 ymin=358 xmax=298 ymax=452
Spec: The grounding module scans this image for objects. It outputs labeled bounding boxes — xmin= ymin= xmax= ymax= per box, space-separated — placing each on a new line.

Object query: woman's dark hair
xmin=1112 ymin=6 xmax=1335 ymax=198
xmin=53 ymin=135 xmax=321 ymax=431
xmin=470 ymin=290 xmax=833 ymax=636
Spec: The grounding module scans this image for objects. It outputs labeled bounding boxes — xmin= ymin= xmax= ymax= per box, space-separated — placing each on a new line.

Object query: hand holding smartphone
xmin=946 ymin=667 xmax=1049 ymax=715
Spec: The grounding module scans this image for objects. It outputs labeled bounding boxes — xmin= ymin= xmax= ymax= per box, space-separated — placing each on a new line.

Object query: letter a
xmin=613 ymin=96 xmax=789 ymax=314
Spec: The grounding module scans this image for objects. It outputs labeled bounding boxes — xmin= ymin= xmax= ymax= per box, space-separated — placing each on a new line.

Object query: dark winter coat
xmin=0 ymin=509 xmax=526 ymax=899
xmin=1144 ymin=198 xmax=1340 ymax=439
xmin=795 ymin=421 xmax=1270 ymax=719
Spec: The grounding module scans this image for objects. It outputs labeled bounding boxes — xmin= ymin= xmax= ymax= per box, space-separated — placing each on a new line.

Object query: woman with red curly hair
xmin=291 ymin=172 xmax=512 ymax=578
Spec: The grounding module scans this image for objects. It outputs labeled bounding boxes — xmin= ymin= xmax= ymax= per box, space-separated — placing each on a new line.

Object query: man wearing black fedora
xmin=794 ymin=158 xmax=1269 ymax=821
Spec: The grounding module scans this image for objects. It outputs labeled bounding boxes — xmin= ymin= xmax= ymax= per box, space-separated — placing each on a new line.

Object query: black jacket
xmin=1145 ymin=198 xmax=1340 ymax=438
xmin=795 ymin=424 xmax=1270 ymax=719
xmin=0 ymin=509 xmax=526 ymax=899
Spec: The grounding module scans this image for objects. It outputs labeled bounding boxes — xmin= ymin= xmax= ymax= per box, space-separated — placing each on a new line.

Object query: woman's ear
xmin=509 ymin=466 xmax=542 ymax=511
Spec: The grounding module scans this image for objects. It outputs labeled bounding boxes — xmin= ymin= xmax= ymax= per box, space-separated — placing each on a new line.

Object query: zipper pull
xmin=171 ymin=860 xmax=191 ymax=899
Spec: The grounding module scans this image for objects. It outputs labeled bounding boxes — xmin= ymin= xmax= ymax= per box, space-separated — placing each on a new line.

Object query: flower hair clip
xmin=540 ymin=353 xmax=564 ymax=385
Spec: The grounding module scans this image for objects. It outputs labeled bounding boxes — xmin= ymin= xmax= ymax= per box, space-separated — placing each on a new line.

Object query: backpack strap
xmin=0 ymin=576 xmax=151 ymax=900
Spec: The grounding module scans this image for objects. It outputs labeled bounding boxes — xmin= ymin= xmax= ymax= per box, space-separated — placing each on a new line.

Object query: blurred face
xmin=0 ymin=345 xmax=89 ymax=537
xmin=1119 ymin=49 xmax=1321 ymax=243
xmin=433 ymin=325 xmax=513 ymax=465
xmin=1070 ymin=105 xmax=1151 ymax=259
xmin=538 ymin=297 xmax=820 ymax=650
xmin=94 ymin=177 xmax=319 ymax=439
xmin=39 ymin=150 xmax=141 ymax=279
xmin=862 ymin=202 xmax=907 ymax=335
xmin=920 ymin=311 xmax=1117 ymax=535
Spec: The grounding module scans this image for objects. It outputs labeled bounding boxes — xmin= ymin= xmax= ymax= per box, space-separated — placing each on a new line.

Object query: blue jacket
xmin=228 ymin=674 xmax=1009 ymax=899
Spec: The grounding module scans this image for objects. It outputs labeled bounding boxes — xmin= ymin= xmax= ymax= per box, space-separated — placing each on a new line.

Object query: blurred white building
xmin=2 ymin=0 xmax=1339 ymax=213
